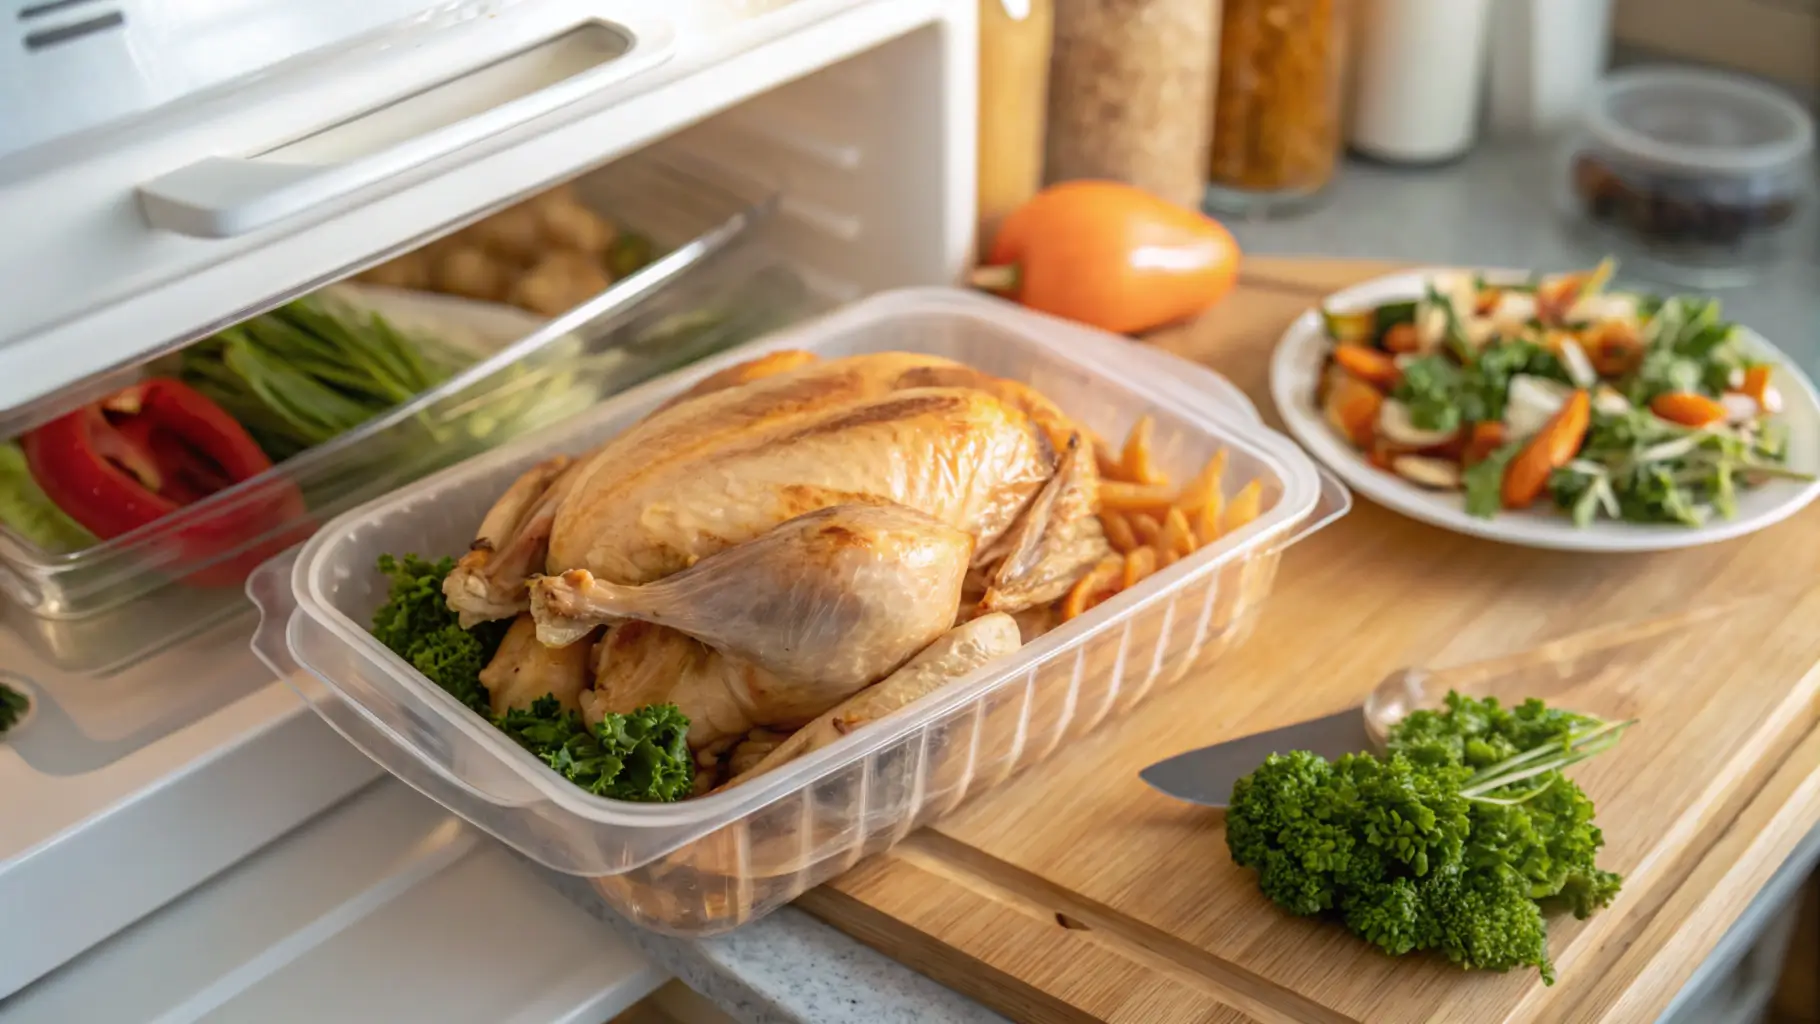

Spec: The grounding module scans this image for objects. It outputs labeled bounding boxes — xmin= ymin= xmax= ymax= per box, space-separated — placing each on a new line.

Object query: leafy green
xmin=1464 ymin=441 xmax=1525 ymax=518
xmin=368 ymin=553 xmax=692 ymax=802
xmin=1548 ymin=408 xmax=1809 ymax=526
xmin=1392 ymin=341 xmax=1569 ymax=436
xmin=0 ymin=441 xmax=97 ymax=554
xmin=496 ymin=695 xmax=694 ymax=802
xmin=182 ymin=297 xmax=472 ymax=463
xmin=1226 ymin=693 xmax=1628 ymax=982
xmin=0 ymin=680 xmax=28 ymax=737
xmin=370 ymin=554 xmax=509 ymax=714
xmin=1623 ymin=296 xmax=1750 ymax=407
xmin=1390 ymin=692 xmax=1602 ymax=770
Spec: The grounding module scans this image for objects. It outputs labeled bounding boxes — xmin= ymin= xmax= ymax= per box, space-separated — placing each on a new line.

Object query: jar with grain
xmin=1045 ymin=0 xmax=1218 ymax=210
xmin=978 ymin=0 xmax=1055 ymax=256
xmin=1206 ymin=0 xmax=1349 ymax=216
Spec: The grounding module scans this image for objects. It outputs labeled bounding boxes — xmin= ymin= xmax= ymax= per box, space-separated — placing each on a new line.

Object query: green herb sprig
xmin=1226 ymin=693 xmax=1631 ymax=983
xmin=367 ymin=553 xmax=693 ymax=802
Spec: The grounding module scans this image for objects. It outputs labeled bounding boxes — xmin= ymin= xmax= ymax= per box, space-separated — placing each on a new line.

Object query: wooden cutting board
xmin=796 ymin=258 xmax=1820 ymax=1024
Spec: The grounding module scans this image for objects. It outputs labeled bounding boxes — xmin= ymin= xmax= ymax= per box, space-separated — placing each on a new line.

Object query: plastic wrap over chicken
xmin=442 ymin=351 xmax=1112 ymax=783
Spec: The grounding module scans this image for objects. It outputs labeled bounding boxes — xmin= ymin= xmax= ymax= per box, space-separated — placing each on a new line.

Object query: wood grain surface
xmin=796 ymin=257 xmax=1820 ymax=1024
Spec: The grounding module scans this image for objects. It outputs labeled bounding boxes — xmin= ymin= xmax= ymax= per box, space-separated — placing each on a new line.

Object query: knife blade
xmin=1138 ymin=708 xmax=1373 ymax=808
xmin=1139 ymin=594 xmax=1767 ymax=809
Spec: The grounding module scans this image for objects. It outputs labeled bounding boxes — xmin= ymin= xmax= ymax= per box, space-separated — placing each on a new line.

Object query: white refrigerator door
xmin=1 ymin=781 xmax=669 ymax=1024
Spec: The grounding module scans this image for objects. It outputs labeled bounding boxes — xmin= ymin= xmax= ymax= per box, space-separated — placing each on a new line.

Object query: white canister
xmin=1486 ymin=0 xmax=1615 ymax=139
xmin=1346 ymin=0 xmax=1496 ymax=164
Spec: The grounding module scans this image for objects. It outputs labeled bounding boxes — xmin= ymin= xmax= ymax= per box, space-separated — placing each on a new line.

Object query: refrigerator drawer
xmin=0 ymin=0 xmax=942 ymax=421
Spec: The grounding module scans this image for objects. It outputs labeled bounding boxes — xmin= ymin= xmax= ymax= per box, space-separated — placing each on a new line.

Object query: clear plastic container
xmin=0 ymin=153 xmax=787 ymax=674
xmin=1564 ymin=68 xmax=1816 ymax=285
xmin=249 ymin=287 xmax=1349 ymax=936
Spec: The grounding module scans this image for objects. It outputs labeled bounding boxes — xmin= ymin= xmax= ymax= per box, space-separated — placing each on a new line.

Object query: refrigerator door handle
xmin=136 ymin=11 xmax=677 ymax=239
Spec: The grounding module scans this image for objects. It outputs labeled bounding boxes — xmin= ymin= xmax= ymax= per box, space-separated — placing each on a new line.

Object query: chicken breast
xmin=547 ymin=385 xmax=1057 ymax=586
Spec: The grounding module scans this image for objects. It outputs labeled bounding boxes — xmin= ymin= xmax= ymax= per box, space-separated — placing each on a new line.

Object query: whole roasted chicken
xmin=445 ymin=351 xmax=1109 ymax=756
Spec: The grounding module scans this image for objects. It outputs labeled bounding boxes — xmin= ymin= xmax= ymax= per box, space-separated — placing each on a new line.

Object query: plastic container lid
xmin=1586 ymin=68 xmax=1816 ymax=178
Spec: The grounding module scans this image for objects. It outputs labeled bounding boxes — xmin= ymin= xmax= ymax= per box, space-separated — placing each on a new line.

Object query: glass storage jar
xmin=1206 ymin=0 xmax=1350 ymax=216
xmin=1045 ymin=0 xmax=1218 ymax=210
xmin=1562 ymin=67 xmax=1815 ymax=288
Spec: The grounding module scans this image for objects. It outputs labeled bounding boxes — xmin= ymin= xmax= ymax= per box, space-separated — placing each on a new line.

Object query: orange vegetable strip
xmin=1223 ymin=480 xmax=1264 ymax=532
xmin=1192 ymin=492 xmax=1224 ymax=546
xmin=1101 ymin=481 xmax=1178 ymax=512
xmin=1101 ymin=511 xmax=1139 ymax=554
xmin=1174 ymin=449 xmax=1229 ymax=513
xmin=1649 ymin=391 xmax=1727 ymax=428
xmin=1061 ymin=555 xmax=1124 ymax=621
xmin=1331 ymin=344 xmax=1401 ymax=389
xmin=1502 ymin=389 xmax=1591 ymax=509
xmin=1121 ymin=546 xmax=1158 ymax=590
xmin=1159 ymin=507 xmax=1195 ymax=558
xmin=1119 ymin=415 xmax=1169 ymax=486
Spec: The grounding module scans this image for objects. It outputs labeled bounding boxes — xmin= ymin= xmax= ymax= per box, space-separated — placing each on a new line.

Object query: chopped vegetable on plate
xmin=1314 ymin=259 xmax=1807 ymax=527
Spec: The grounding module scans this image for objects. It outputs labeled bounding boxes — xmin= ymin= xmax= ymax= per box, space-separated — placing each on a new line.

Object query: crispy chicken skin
xmin=543 ymin=504 xmax=972 ymax=743
xmin=548 ymin=385 xmax=1055 ymax=586
xmin=462 ymin=352 xmax=1109 ymax=758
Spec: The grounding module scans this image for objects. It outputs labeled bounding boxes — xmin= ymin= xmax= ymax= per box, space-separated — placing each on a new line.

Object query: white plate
xmin=1269 ymin=268 xmax=1820 ymax=552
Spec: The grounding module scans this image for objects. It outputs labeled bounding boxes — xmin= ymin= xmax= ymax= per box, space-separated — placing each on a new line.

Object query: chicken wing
xmin=444 ymin=455 xmax=589 ymax=627
xmin=974 ymin=434 xmax=1112 ymax=615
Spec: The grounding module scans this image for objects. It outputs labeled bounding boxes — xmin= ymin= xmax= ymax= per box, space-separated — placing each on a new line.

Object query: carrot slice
xmin=1741 ymin=366 xmax=1773 ymax=407
xmin=1121 ymin=546 xmax=1158 ymax=590
xmin=1583 ymin=321 xmax=1644 ymax=376
xmin=1119 ymin=415 xmax=1169 ymax=486
xmin=1159 ymin=507 xmax=1195 ymax=558
xmin=1061 ymin=556 xmax=1124 ymax=621
xmin=1462 ymin=422 xmax=1506 ymax=467
xmin=1100 ymin=510 xmax=1139 ymax=554
xmin=1332 ymin=344 xmax=1401 ymax=389
xmin=1323 ymin=373 xmax=1384 ymax=449
xmin=1174 ymin=449 xmax=1229 ymax=513
xmin=1128 ymin=512 xmax=1162 ymax=547
xmin=1101 ymin=481 xmax=1177 ymax=515
xmin=1650 ymin=391 xmax=1727 ymax=428
xmin=1224 ymin=481 xmax=1264 ymax=532
xmin=1192 ymin=492 xmax=1224 ymax=546
xmin=1502 ymin=390 xmax=1590 ymax=509
xmin=1381 ymin=323 xmax=1421 ymax=354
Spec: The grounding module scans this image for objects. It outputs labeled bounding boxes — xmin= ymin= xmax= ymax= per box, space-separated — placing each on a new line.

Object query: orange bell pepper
xmin=973 ymin=181 xmax=1240 ymax=335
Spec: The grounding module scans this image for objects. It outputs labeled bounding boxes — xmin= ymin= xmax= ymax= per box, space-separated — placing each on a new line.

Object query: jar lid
xmin=1587 ymin=67 xmax=1815 ymax=177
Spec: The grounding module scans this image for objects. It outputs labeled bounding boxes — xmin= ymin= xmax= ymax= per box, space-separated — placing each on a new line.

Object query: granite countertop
xmin=569 ymin=145 xmax=1820 ymax=1024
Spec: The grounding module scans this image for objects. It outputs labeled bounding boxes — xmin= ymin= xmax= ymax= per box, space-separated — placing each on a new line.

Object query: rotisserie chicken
xmin=447 ymin=350 xmax=1113 ymax=778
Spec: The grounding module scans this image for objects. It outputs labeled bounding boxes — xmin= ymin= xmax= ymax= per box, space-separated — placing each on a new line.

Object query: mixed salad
xmin=1317 ymin=260 xmax=1807 ymax=527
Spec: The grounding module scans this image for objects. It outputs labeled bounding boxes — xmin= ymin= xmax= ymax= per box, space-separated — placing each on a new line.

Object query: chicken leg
xmin=531 ymin=503 xmax=974 ymax=689
xmin=716 ymin=613 xmax=1023 ymax=790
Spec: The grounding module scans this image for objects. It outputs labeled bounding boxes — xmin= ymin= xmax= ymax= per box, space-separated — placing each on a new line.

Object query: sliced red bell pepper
xmin=22 ymin=378 xmax=310 ymax=587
